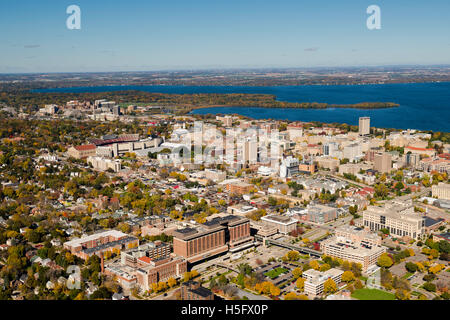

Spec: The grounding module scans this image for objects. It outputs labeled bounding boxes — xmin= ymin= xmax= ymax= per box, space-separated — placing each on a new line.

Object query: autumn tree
xmin=341 ymin=271 xmax=355 ymax=283
xmin=292 ymin=267 xmax=303 ymax=279
xmin=270 ymin=285 xmax=281 ymax=297
xmin=323 ymin=278 xmax=337 ymax=295
xmin=168 ymin=277 xmax=177 ymax=288
xmin=296 ymin=277 xmax=305 ymax=291
xmin=309 ymin=260 xmax=320 ymax=270
xmin=377 ymin=253 xmax=393 ymax=268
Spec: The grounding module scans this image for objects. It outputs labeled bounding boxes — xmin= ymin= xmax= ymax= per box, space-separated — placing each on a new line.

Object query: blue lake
xmin=35 ymin=82 xmax=450 ymax=132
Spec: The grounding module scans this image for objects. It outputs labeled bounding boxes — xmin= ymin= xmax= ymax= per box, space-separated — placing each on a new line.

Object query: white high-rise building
xmin=243 ymin=139 xmax=258 ymax=164
xmin=359 ymin=117 xmax=370 ymax=136
xmin=280 ymin=156 xmax=299 ymax=178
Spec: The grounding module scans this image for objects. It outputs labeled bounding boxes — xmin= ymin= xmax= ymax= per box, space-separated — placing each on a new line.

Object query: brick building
xmin=173 ymin=215 xmax=253 ymax=263
xmin=67 ymin=144 xmax=97 ymax=159
xmin=179 ymin=281 xmax=214 ymax=300
xmin=64 ymin=230 xmax=139 ymax=260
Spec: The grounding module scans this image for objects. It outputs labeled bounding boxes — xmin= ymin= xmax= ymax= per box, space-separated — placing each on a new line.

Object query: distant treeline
xmin=0 ymin=90 xmax=399 ymax=112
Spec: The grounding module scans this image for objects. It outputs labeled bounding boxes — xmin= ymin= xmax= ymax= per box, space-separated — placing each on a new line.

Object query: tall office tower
xmin=374 ymin=152 xmax=392 ymax=173
xmin=359 ymin=117 xmax=371 ymax=136
xmin=243 ymin=139 xmax=258 ymax=164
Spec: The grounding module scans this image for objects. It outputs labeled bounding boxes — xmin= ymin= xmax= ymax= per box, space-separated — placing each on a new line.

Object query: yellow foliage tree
xmin=309 ymin=260 xmax=320 ymax=270
xmin=320 ymin=263 xmax=331 ymax=272
xmin=341 ymin=271 xmax=355 ymax=283
xmin=296 ymin=278 xmax=305 ymax=291
xmin=167 ymin=277 xmax=177 ymax=288
xmin=323 ymin=278 xmax=337 ymax=295
xmin=270 ymin=285 xmax=281 ymax=296
xmin=292 ymin=267 xmax=303 ymax=279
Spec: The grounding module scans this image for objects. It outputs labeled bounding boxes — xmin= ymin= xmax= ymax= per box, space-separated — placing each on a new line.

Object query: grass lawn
xmin=402 ymin=272 xmax=413 ymax=279
xmin=264 ymin=267 xmax=289 ymax=279
xmin=351 ymin=288 xmax=396 ymax=300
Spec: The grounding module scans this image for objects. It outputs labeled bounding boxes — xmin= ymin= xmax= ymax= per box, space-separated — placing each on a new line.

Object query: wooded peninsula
xmin=0 ymin=90 xmax=399 ymax=113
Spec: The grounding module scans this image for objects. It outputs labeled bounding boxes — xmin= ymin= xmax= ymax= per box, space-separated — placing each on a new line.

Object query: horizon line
xmin=1 ymin=63 xmax=450 ymax=76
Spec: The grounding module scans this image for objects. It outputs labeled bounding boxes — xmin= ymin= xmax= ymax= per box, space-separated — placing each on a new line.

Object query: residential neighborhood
xmin=0 ymin=101 xmax=449 ymax=301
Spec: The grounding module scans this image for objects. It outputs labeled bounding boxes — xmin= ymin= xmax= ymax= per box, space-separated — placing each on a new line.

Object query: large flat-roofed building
xmin=225 ymin=181 xmax=254 ymax=195
xmin=105 ymin=253 xmax=187 ymax=292
xmin=135 ymin=256 xmax=187 ymax=291
xmin=172 ymin=215 xmax=253 ymax=263
xmin=204 ymin=169 xmax=226 ymax=182
xmin=64 ymin=230 xmax=139 ymax=260
xmin=120 ymin=241 xmax=171 ymax=267
xmin=87 ymin=156 xmax=121 ymax=172
xmin=303 ymin=268 xmax=343 ymax=297
xmin=432 ymin=182 xmax=450 ymax=200
xmin=419 ymin=158 xmax=450 ymax=174
xmin=260 ymin=214 xmax=297 ymax=234
xmin=321 ymin=237 xmax=386 ymax=272
xmin=67 ymin=144 xmax=97 ymax=159
xmin=335 ymin=225 xmax=382 ymax=246
xmin=363 ymin=200 xmax=425 ymax=240
xmin=305 ymin=204 xmax=337 ymax=224
xmin=179 ymin=281 xmax=214 ymax=300
xmin=298 ymin=161 xmax=317 ymax=175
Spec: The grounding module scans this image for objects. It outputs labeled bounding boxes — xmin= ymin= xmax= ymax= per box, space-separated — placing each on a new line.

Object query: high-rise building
xmin=242 ymin=139 xmax=258 ymax=164
xmin=374 ymin=152 xmax=392 ymax=173
xmin=359 ymin=117 xmax=370 ymax=136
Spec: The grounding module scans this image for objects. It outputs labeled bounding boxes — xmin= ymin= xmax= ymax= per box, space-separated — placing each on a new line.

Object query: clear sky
xmin=1 ymin=0 xmax=450 ymax=73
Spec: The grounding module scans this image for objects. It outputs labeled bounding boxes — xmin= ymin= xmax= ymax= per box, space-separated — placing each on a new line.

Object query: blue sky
xmin=1 ymin=0 xmax=450 ymax=73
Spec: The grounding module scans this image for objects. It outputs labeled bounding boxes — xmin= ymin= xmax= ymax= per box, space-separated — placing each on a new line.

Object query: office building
xmin=343 ymin=143 xmax=363 ymax=162
xmin=105 ymin=253 xmax=187 ymax=292
xmin=224 ymin=181 xmax=254 ymax=195
xmin=432 ymin=182 xmax=450 ymax=200
xmin=260 ymin=214 xmax=297 ymax=234
xmin=303 ymin=268 xmax=343 ymax=297
xmin=120 ymin=241 xmax=171 ymax=267
xmin=64 ymin=230 xmax=139 ymax=260
xmin=172 ymin=215 xmax=253 ymax=263
xmin=87 ymin=156 xmax=121 ymax=172
xmin=321 ymin=226 xmax=385 ymax=271
xmin=363 ymin=200 xmax=425 ymax=240
xmin=304 ymin=204 xmax=337 ymax=224
xmin=280 ymin=156 xmax=299 ymax=178
xmin=242 ymin=139 xmax=258 ymax=164
xmin=374 ymin=152 xmax=392 ymax=173
xmin=204 ymin=169 xmax=227 ymax=182
xmin=359 ymin=117 xmax=370 ymax=136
